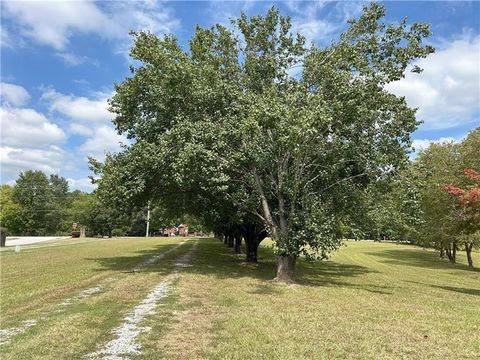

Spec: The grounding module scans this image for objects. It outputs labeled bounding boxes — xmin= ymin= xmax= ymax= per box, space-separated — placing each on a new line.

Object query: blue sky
xmin=1 ymin=1 xmax=479 ymax=191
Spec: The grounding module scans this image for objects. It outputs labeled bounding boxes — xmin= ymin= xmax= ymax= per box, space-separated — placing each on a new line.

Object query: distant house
xmin=178 ymin=224 xmax=189 ymax=237
xmin=162 ymin=226 xmax=177 ymax=236
xmin=161 ymin=224 xmax=189 ymax=237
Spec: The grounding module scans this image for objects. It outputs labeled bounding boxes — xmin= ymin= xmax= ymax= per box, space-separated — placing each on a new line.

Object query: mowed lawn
xmin=1 ymin=237 xmax=479 ymax=359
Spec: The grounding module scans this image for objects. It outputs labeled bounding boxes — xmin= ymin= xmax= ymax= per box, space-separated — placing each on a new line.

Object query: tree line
xmin=364 ymin=129 xmax=479 ymax=267
xmin=0 ymin=170 xmax=207 ymax=238
xmin=0 ymin=170 xmax=142 ymax=237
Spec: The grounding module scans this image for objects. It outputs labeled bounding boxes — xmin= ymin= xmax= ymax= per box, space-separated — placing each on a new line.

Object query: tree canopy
xmin=92 ymin=3 xmax=435 ymax=281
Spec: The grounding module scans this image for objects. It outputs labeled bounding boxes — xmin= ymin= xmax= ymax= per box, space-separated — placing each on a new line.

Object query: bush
xmin=111 ymin=228 xmax=127 ymax=237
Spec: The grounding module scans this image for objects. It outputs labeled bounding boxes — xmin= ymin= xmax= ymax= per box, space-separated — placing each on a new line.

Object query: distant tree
xmin=10 ymin=171 xmax=73 ymax=235
xmin=49 ymin=175 xmax=69 ymax=201
xmin=411 ymin=128 xmax=479 ymax=263
xmin=443 ymin=169 xmax=480 ymax=267
xmin=184 ymin=214 xmax=208 ymax=235
xmin=459 ymin=128 xmax=480 ymax=172
xmin=0 ymin=185 xmax=24 ymax=235
xmin=84 ymin=195 xmax=119 ymax=237
xmin=414 ymin=142 xmax=460 ymax=261
xmin=149 ymin=204 xmax=182 ymax=231
xmin=65 ymin=190 xmax=95 ymax=231
xmin=364 ymin=166 xmax=423 ymax=243
xmin=64 ymin=189 xmax=147 ymax=237
xmin=47 ymin=174 xmax=70 ymax=234
xmin=12 ymin=171 xmax=53 ymax=235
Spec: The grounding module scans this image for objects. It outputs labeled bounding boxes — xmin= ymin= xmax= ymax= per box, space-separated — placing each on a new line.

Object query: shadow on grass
xmin=432 ymin=285 xmax=480 ymax=296
xmin=85 ymin=241 xmax=190 ymax=273
xmin=87 ymin=238 xmax=391 ymax=294
xmin=295 ymin=259 xmax=392 ymax=294
xmin=185 ymin=239 xmax=391 ymax=294
xmin=365 ymin=248 xmax=480 ymax=272
xmin=407 ymin=280 xmax=480 ymax=297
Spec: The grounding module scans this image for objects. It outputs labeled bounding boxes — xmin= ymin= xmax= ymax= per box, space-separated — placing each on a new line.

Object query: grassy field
xmin=0 ymin=237 xmax=479 ymax=359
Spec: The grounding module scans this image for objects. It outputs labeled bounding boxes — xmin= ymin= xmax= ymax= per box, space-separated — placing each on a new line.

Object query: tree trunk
xmin=445 ymin=248 xmax=452 ymax=262
xmin=439 ymin=244 xmax=444 ymax=258
xmin=227 ymin=234 xmax=234 ymax=248
xmin=243 ymin=225 xmax=259 ymax=262
xmin=241 ymin=223 xmax=267 ymax=263
xmin=245 ymin=237 xmax=259 ymax=262
xmin=0 ymin=231 xmax=6 ymax=247
xmin=234 ymin=234 xmax=242 ymax=253
xmin=445 ymin=243 xmax=456 ymax=263
xmin=223 ymin=234 xmax=228 ymax=245
xmin=253 ymin=168 xmax=278 ymax=240
xmin=275 ymin=254 xmax=296 ymax=283
xmin=466 ymin=243 xmax=474 ymax=268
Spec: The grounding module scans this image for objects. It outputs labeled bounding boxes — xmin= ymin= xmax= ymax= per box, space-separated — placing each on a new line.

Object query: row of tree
xmin=91 ymin=4 xmax=436 ymax=282
xmin=3 ymin=6 xmax=476 ymax=275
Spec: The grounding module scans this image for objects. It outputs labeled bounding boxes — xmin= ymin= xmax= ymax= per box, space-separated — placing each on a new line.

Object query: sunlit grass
xmin=1 ymin=237 xmax=479 ymax=359
xmin=0 ymin=237 xmax=194 ymax=359
xmin=143 ymin=239 xmax=480 ymax=360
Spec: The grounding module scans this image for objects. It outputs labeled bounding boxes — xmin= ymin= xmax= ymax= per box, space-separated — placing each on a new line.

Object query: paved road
xmin=5 ymin=236 xmax=72 ymax=247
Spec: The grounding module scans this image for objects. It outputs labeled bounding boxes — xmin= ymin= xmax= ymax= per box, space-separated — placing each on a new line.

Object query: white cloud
xmin=2 ymin=0 xmax=108 ymax=50
xmin=0 ymin=85 xmax=129 ymax=185
xmin=1 ymin=24 xmax=14 ymax=48
xmin=0 ymin=145 xmax=65 ymax=175
xmin=411 ymin=137 xmax=459 ymax=152
xmin=68 ymin=123 xmax=94 ymax=137
xmin=387 ymin=34 xmax=480 ymax=130
xmin=2 ymin=0 xmax=180 ymax=51
xmin=67 ymin=177 xmax=96 ymax=191
xmin=42 ymin=88 xmax=112 ymax=123
xmin=287 ymin=1 xmax=364 ymax=45
xmin=288 ymin=2 xmax=337 ymax=45
xmin=0 ymin=90 xmax=68 ymax=179
xmin=79 ymin=125 xmax=128 ymax=160
xmin=294 ymin=19 xmax=337 ymax=45
xmin=55 ymin=52 xmax=98 ymax=67
xmin=39 ymin=88 xmax=128 ymax=161
xmin=0 ymin=107 xmax=65 ymax=148
xmin=333 ymin=1 xmax=366 ymax=23
xmin=1 ymin=83 xmax=30 ymax=106
xmin=105 ymin=1 xmax=180 ymax=37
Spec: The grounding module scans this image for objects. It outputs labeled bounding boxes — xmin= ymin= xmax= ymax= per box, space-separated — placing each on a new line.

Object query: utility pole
xmin=146 ymin=201 xmax=151 ymax=237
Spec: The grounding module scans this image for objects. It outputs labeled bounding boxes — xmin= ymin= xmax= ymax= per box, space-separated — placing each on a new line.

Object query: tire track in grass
xmin=86 ymin=241 xmax=198 ymax=360
xmin=0 ymin=320 xmax=38 ymax=346
xmin=0 ymin=240 xmax=188 ymax=346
